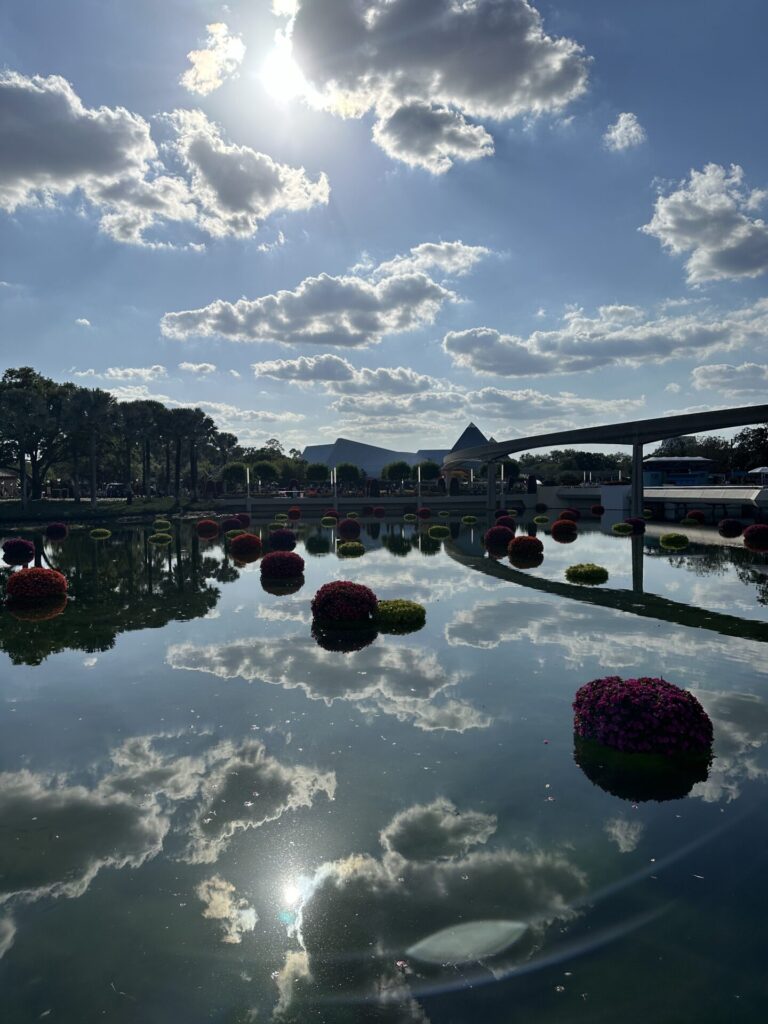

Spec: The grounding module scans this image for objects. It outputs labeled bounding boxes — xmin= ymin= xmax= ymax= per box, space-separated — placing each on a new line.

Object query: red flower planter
xmin=744 ymin=523 xmax=768 ymax=551
xmin=45 ymin=522 xmax=68 ymax=540
xmin=417 ymin=507 xmax=431 ymax=520
xmin=311 ymin=581 xmax=378 ymax=624
xmin=268 ymin=528 xmax=297 ymax=551
xmin=6 ymin=567 xmax=67 ymax=602
xmin=221 ymin=516 xmax=244 ymax=533
xmin=495 ymin=515 xmax=517 ymax=530
xmin=235 ymin=512 xmax=251 ymax=527
xmin=591 ymin=504 xmax=604 ymax=516
xmin=260 ymin=551 xmax=305 ymax=579
xmin=718 ymin=518 xmax=743 ymax=538
xmin=551 ymin=519 xmax=578 ymax=543
xmin=338 ymin=518 xmax=361 ymax=540
xmin=197 ymin=518 xmax=219 ymax=539
xmin=2 ymin=538 xmax=35 ymax=565
xmin=484 ymin=525 xmax=515 ymax=553
xmin=229 ymin=533 xmax=262 ymax=561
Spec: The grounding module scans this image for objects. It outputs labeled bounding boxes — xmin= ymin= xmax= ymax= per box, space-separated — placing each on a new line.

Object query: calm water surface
xmin=1 ymin=516 xmax=767 ymax=1023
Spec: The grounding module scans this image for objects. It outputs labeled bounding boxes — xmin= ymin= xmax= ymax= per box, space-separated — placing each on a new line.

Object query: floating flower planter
xmin=225 ymin=529 xmax=246 ymax=540
xmin=362 ymin=505 xmax=374 ymax=517
xmin=260 ymin=551 xmax=305 ymax=580
xmin=428 ymin=525 xmax=450 ymax=539
xmin=90 ymin=528 xmax=111 ymax=540
xmin=148 ymin=532 xmax=172 ymax=545
xmin=305 ymin=534 xmax=331 ymax=556
xmin=559 ymin=508 xmax=581 ymax=521
xmin=533 ymin=515 xmax=549 ymax=525
xmin=153 ymin=519 xmax=172 ymax=531
xmin=288 ymin=506 xmax=301 ymax=521
xmin=573 ymin=736 xmax=711 ymax=802
xmin=438 ymin=510 xmax=450 ymax=518
xmin=2 ymin=538 xmax=34 ymax=565
xmin=404 ymin=513 xmax=418 ymax=522
xmin=643 ymin=508 xmax=653 ymax=519
xmin=679 ymin=516 xmax=698 ymax=526
xmin=311 ymin=580 xmax=378 ymax=625
xmin=337 ymin=541 xmax=365 ymax=558
xmin=220 ymin=516 xmax=244 ymax=532
xmin=338 ymin=518 xmax=361 ymax=540
xmin=269 ymin=528 xmax=297 ymax=551
xmin=45 ymin=522 xmax=68 ymax=541
xmin=383 ymin=536 xmax=412 ymax=556
xmin=565 ymin=563 xmax=608 ymax=585
xmin=323 ymin=509 xmax=338 ymax=519
xmin=321 ymin=516 xmax=337 ymax=527
xmin=744 ymin=524 xmax=768 ymax=551
xmin=611 ymin=523 xmax=633 ymax=536
xmin=373 ymin=506 xmax=385 ymax=518
xmin=261 ymin=577 xmax=305 ymax=596
xmin=686 ymin=509 xmax=706 ymax=524
xmin=495 ymin=515 xmax=517 ymax=530
xmin=461 ymin=515 xmax=477 ymax=525
xmin=375 ymin=599 xmax=426 ymax=634
xmin=235 ymin=512 xmax=251 ymax=527
xmin=535 ymin=502 xmax=548 ymax=513
xmin=417 ymin=507 xmax=431 ymax=520
xmin=718 ymin=518 xmax=743 ymax=538
xmin=551 ymin=519 xmax=578 ymax=543
xmin=6 ymin=567 xmax=67 ymax=602
xmin=509 ymin=535 xmax=543 ymax=558
xmin=623 ymin=517 xmax=646 ymax=534
xmin=311 ymin=621 xmax=378 ymax=653
xmin=591 ymin=504 xmax=604 ymax=516
xmin=7 ymin=594 xmax=68 ymax=622
xmin=484 ymin=525 xmax=515 ymax=554
xmin=196 ymin=518 xmax=219 ymax=539
xmin=229 ymin=533 xmax=262 ymax=562
xmin=660 ymin=532 xmax=689 ymax=551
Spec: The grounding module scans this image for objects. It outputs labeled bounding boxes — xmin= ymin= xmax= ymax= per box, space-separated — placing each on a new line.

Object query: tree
xmin=75 ymin=388 xmax=116 ymax=507
xmin=335 ymin=462 xmax=361 ymax=484
xmin=221 ymin=462 xmax=248 ymax=490
xmin=413 ymin=460 xmax=441 ymax=481
xmin=0 ymin=368 xmax=68 ymax=503
xmin=251 ymin=460 xmax=279 ymax=484
xmin=382 ymin=460 xmax=412 ymax=482
xmin=306 ymin=462 xmax=329 ymax=483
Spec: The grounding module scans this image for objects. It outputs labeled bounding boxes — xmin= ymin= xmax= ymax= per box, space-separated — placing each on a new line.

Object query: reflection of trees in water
xmin=647 ymin=537 xmax=768 ymax=603
xmin=0 ymin=527 xmax=222 ymax=665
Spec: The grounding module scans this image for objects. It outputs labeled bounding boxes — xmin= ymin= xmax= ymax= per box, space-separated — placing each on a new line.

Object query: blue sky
xmin=1 ymin=0 xmax=767 ymax=452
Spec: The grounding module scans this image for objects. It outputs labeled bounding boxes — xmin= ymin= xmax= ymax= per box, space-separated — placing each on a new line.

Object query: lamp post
xmin=417 ymin=464 xmax=421 ymax=503
xmin=332 ymin=467 xmax=337 ymax=505
xmin=246 ymin=465 xmax=252 ymax=515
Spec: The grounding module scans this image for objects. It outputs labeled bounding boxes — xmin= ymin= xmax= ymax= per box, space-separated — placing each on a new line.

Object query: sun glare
xmin=260 ymin=34 xmax=307 ymax=103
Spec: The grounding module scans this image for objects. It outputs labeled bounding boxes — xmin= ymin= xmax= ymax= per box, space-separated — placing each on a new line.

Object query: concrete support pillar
xmin=631 ymin=442 xmax=643 ymax=518
xmin=486 ymin=461 xmax=497 ymax=515
xmin=631 ymin=534 xmax=644 ymax=594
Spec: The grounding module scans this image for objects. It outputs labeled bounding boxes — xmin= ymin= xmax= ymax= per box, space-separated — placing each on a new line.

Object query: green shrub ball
xmin=153 ymin=519 xmax=172 ymax=531
xmin=321 ymin=516 xmax=337 ymax=527
xmin=438 ymin=510 xmax=450 ymax=518
xmin=338 ymin=541 xmax=365 ymax=558
xmin=660 ymin=533 xmax=689 ymax=551
xmin=404 ymin=513 xmax=418 ymax=522
xmin=148 ymin=532 xmax=172 ymax=545
xmin=428 ymin=525 xmax=450 ymax=539
xmin=347 ymin=511 xmax=359 ymax=519
xmin=90 ymin=528 xmax=111 ymax=540
xmin=565 ymin=563 xmax=609 ymax=585
xmin=533 ymin=515 xmax=549 ymax=525
xmin=461 ymin=515 xmax=477 ymax=525
xmin=375 ymin=599 xmax=426 ymax=634
xmin=612 ymin=523 xmax=633 ymax=536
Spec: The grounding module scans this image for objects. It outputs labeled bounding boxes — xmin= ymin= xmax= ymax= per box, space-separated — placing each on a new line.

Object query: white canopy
xmin=748 ymin=466 xmax=768 ymax=474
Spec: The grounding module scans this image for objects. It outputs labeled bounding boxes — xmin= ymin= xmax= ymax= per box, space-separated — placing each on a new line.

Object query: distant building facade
xmin=642 ymin=456 xmax=715 ymax=486
xmin=302 ymin=423 xmax=490 ymax=476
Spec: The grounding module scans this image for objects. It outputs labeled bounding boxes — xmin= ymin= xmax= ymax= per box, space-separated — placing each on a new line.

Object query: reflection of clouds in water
xmin=381 ymin=799 xmax=496 ymax=861
xmin=604 ymin=817 xmax=644 ymax=853
xmin=0 ymin=914 xmax=16 ymax=960
xmin=273 ymin=801 xmax=586 ymax=1022
xmin=444 ymin=597 xmax=768 ymax=675
xmin=256 ymin=603 xmax=311 ymax=624
xmin=196 ymin=875 xmax=257 ymax=944
xmin=0 ymin=734 xmax=334 ymax=919
xmin=693 ymin=691 xmax=768 ymax=803
xmin=166 ymin=638 xmax=490 ymax=733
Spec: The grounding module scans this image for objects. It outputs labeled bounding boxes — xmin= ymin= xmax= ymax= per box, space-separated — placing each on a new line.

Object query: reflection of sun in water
xmin=260 ymin=34 xmax=308 ymax=103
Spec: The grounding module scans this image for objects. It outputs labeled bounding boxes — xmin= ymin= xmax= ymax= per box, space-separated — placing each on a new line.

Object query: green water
xmin=1 ymin=518 xmax=767 ymax=1023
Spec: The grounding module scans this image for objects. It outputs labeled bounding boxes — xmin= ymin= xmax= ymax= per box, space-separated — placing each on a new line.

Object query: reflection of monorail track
xmin=444 ymin=538 xmax=768 ymax=645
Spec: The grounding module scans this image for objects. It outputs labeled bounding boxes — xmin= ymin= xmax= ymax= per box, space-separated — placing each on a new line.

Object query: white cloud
xmin=0 ymin=915 xmax=15 ymax=960
xmin=180 ymin=23 xmax=246 ymax=97
xmin=104 ymin=364 xmax=167 ymax=382
xmin=603 ymin=112 xmax=646 ymax=152
xmin=0 ymin=71 xmax=328 ymax=246
xmin=252 ymin=353 xmax=355 ymax=384
xmin=604 ymin=817 xmax=644 ymax=853
xmin=665 ymin=382 xmax=681 ymax=393
xmin=168 ymin=108 xmax=329 ymax=239
xmin=370 ymin=240 xmax=492 ymax=279
xmin=692 ymin=361 xmax=768 ymax=395
xmin=179 ymin=361 xmax=217 ymax=374
xmin=196 ymin=875 xmax=257 ymax=943
xmin=380 ymin=799 xmax=496 ymax=861
xmin=74 ymin=317 xmax=91 ymax=327
xmin=276 ymin=0 xmax=589 ymax=172
xmin=641 ymin=163 xmax=768 ymax=283
xmin=253 ymin=354 xmax=447 ymax=398
xmin=442 ymin=298 xmax=768 ymax=376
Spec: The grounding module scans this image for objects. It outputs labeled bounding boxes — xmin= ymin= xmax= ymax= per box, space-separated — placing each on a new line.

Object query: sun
xmin=260 ymin=33 xmax=308 ymax=103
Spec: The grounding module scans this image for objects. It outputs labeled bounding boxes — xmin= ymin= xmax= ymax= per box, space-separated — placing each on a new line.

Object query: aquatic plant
xmin=573 ymin=675 xmax=713 ymax=756
xmin=196 ymin=518 xmax=219 ymax=539
xmin=461 ymin=515 xmax=477 ymax=525
xmin=260 ymin=551 xmax=305 ymax=579
xmin=484 ymin=525 xmax=515 ymax=553
xmin=611 ymin=523 xmax=633 ymax=536
xmin=551 ymin=519 xmax=578 ymax=542
xmin=591 ymin=504 xmax=605 ymax=516
xmin=375 ymin=599 xmax=426 ymax=634
xmin=660 ymin=533 xmax=689 ymax=551
xmin=717 ymin=518 xmax=742 ymax=538
xmin=417 ymin=507 xmax=431 ymax=520
xmin=148 ymin=532 xmax=172 ymax=545
xmin=90 ymin=528 xmax=111 ymax=540
xmin=230 ymin=533 xmax=262 ymax=561
xmin=565 ymin=563 xmax=609 ymax=585
xmin=428 ymin=525 xmax=450 ymax=539
xmin=744 ymin=523 xmax=768 ymax=551
xmin=6 ymin=567 xmax=67 ymax=602
xmin=45 ymin=522 xmax=68 ymax=540
xmin=311 ymin=580 xmax=378 ymax=624
xmin=337 ymin=541 xmax=365 ymax=557
xmin=2 ymin=538 xmax=35 ymax=565
xmin=269 ymin=528 xmax=297 ymax=551
xmin=338 ymin=518 xmax=361 ymax=540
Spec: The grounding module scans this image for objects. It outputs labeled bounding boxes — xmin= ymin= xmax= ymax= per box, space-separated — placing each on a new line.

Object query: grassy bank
xmin=0 ymin=498 xmax=210 ymax=524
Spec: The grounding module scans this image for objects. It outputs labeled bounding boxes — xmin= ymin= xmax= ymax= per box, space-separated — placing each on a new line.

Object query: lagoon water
xmin=1 ymin=518 xmax=767 ymax=1023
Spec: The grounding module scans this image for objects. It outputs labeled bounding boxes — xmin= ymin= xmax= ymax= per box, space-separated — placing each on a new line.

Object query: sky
xmin=1 ymin=0 xmax=767 ymax=454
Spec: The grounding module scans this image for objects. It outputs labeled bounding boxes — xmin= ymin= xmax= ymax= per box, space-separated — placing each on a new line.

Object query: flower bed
xmin=148 ymin=532 xmax=172 ymax=545
xmin=660 ymin=533 xmax=689 ymax=551
xmin=235 ymin=512 xmax=251 ymax=527
xmin=311 ymin=580 xmax=378 ymax=624
xmin=573 ymin=675 xmax=713 ymax=756
xmin=612 ymin=522 xmax=633 ymax=536
xmin=337 ymin=541 xmax=365 ymax=558
xmin=2 ymin=538 xmax=34 ymax=565
xmin=375 ymin=599 xmax=426 ymax=634
xmin=461 ymin=515 xmax=477 ymax=525
xmin=230 ymin=533 xmax=262 ymax=561
xmin=269 ymin=528 xmax=297 ymax=551
xmin=484 ymin=525 xmax=515 ymax=553
xmin=197 ymin=518 xmax=219 ymax=539
xmin=565 ymin=563 xmax=609 ymax=585
xmin=591 ymin=504 xmax=604 ymax=516
xmin=153 ymin=518 xmax=172 ymax=531
xmin=551 ymin=519 xmax=578 ymax=543
xmin=417 ymin=507 xmax=431 ymax=520
xmin=6 ymin=567 xmax=67 ymax=602
xmin=338 ymin=518 xmax=361 ymax=540
xmin=744 ymin=523 xmax=768 ymax=551
xmin=624 ymin=517 xmax=646 ymax=534
xmin=45 ymin=522 xmax=68 ymax=541
xmin=428 ymin=525 xmax=450 ymax=539
xmin=495 ymin=515 xmax=517 ymax=530
xmin=260 ymin=551 xmax=305 ymax=580
xmin=718 ymin=518 xmax=743 ymax=538
xmin=90 ymin=528 xmax=111 ymax=540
